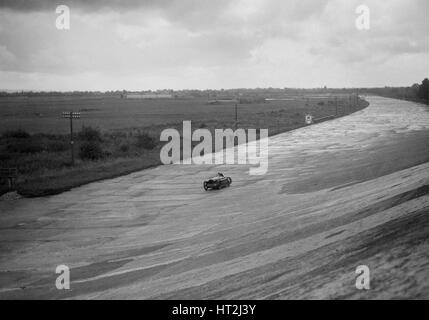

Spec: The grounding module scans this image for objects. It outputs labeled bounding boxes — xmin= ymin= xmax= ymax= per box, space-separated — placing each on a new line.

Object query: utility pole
xmin=349 ymin=94 xmax=352 ymax=112
xmin=234 ymin=103 xmax=238 ymax=130
xmin=62 ymin=111 xmax=81 ymax=165
xmin=335 ymin=96 xmax=338 ymax=116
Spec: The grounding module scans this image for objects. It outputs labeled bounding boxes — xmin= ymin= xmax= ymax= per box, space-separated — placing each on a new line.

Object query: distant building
xmin=124 ymin=93 xmax=173 ymax=99
xmin=207 ymin=99 xmax=239 ymax=105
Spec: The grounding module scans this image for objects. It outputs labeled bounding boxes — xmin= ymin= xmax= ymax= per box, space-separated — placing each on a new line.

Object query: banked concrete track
xmin=0 ymin=96 xmax=428 ymax=299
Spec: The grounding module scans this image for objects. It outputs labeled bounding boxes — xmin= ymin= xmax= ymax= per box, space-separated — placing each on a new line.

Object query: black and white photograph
xmin=0 ymin=0 xmax=428 ymax=304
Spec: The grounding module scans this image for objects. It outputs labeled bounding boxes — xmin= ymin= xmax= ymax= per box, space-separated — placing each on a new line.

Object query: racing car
xmin=203 ymin=173 xmax=232 ymax=191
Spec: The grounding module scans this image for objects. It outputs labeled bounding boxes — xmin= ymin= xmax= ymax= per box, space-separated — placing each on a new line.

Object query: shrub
xmin=46 ymin=140 xmax=69 ymax=152
xmin=79 ymin=141 xmax=103 ymax=160
xmin=34 ymin=133 xmax=57 ymax=139
xmin=2 ymin=129 xmax=30 ymax=139
xmin=119 ymin=144 xmax=129 ymax=152
xmin=0 ymin=151 xmax=12 ymax=161
xmin=78 ymin=126 xmax=102 ymax=142
xmin=16 ymin=153 xmax=69 ymax=174
xmin=135 ymin=132 xmax=157 ymax=150
xmin=6 ymin=139 xmax=45 ymax=154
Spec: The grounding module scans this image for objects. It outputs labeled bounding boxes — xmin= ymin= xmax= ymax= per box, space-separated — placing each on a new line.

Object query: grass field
xmin=0 ymin=94 xmax=368 ymax=197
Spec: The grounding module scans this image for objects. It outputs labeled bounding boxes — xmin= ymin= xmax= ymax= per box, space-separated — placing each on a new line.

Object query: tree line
xmin=360 ymin=78 xmax=429 ymax=103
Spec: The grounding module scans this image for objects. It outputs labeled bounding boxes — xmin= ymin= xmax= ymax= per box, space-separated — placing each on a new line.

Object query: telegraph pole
xmin=234 ymin=103 xmax=238 ymax=130
xmin=349 ymin=94 xmax=352 ymax=112
xmin=335 ymin=96 xmax=338 ymax=116
xmin=62 ymin=111 xmax=81 ymax=165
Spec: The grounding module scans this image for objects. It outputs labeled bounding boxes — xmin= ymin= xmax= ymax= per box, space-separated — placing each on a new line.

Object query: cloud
xmin=0 ymin=0 xmax=428 ymax=90
xmin=0 ymin=0 xmax=170 ymax=12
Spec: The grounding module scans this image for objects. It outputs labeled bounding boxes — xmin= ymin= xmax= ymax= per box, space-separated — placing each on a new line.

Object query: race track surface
xmin=0 ymin=96 xmax=429 ymax=299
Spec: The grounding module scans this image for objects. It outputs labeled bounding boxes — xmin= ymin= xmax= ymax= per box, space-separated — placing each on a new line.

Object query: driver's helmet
xmin=217 ymin=172 xmax=224 ymax=177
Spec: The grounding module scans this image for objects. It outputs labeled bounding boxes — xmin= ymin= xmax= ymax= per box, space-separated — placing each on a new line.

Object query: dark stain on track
xmin=1 ymin=184 xmax=428 ymax=299
xmin=325 ymin=229 xmax=346 ymax=239
xmin=153 ymin=208 xmax=429 ymax=299
xmin=280 ymin=131 xmax=429 ymax=194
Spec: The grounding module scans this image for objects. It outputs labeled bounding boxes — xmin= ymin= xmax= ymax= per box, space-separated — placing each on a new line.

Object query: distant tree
xmin=404 ymin=83 xmax=420 ymax=99
xmin=78 ymin=126 xmax=102 ymax=142
xmin=411 ymin=83 xmax=420 ymax=95
xmin=79 ymin=141 xmax=103 ymax=160
xmin=417 ymin=78 xmax=429 ymax=100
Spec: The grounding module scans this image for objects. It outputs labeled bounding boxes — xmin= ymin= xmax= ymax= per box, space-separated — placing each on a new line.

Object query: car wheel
xmin=227 ymin=177 xmax=232 ymax=186
xmin=204 ymin=182 xmax=208 ymax=191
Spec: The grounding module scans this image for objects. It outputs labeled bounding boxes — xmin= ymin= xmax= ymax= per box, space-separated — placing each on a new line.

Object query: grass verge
xmin=1 ymin=97 xmax=368 ymax=197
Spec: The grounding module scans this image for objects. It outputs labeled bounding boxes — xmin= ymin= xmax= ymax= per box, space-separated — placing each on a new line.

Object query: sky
xmin=0 ymin=0 xmax=428 ymax=91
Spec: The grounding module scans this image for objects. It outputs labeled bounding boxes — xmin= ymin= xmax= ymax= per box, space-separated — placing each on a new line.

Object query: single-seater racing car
xmin=203 ymin=173 xmax=232 ymax=191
